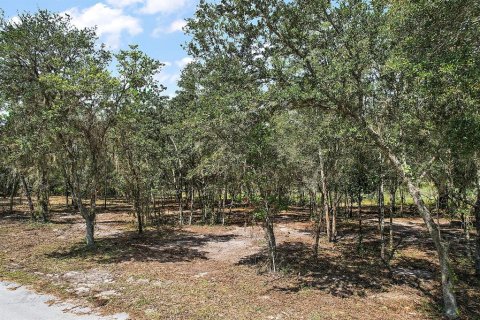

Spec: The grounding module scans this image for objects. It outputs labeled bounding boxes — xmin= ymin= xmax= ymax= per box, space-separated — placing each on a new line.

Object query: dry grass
xmin=0 ymin=196 xmax=479 ymax=319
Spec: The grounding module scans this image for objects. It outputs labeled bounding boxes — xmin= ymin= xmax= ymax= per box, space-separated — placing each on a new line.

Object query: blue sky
xmin=1 ymin=0 xmax=200 ymax=96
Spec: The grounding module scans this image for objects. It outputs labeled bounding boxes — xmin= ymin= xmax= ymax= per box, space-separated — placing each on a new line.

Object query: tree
xmin=114 ymin=45 xmax=166 ymax=234
xmin=185 ymin=0 xmax=480 ymax=316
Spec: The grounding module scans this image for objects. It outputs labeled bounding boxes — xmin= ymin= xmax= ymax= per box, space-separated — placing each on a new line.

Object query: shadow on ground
xmin=237 ymin=236 xmax=442 ymax=298
xmin=46 ymin=230 xmax=237 ymax=264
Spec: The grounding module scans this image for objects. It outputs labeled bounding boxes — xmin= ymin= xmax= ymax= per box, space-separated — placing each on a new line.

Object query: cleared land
xmin=0 ymin=197 xmax=478 ymax=319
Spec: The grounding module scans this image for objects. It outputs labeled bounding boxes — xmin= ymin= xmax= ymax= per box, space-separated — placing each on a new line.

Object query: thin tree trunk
xmin=474 ymin=162 xmax=480 ymax=278
xmin=389 ymin=195 xmax=394 ymax=253
xmin=88 ymin=161 xmax=98 ymax=245
xmin=38 ymin=168 xmax=49 ymax=222
xmin=137 ymin=208 xmax=143 ymax=233
xmin=349 ymin=194 xmax=354 ymax=219
xmin=357 ymin=193 xmax=363 ymax=252
xmin=21 ymin=176 xmax=35 ymax=218
xmin=437 ymin=182 xmax=449 ymax=211
xmin=9 ymin=175 xmax=17 ymax=214
xmin=400 ymin=187 xmax=405 ymax=216
xmin=222 ymin=185 xmax=227 ymax=225
xmin=319 ymin=149 xmax=331 ymax=242
xmin=390 ymin=185 xmax=396 ymax=216
xmin=189 ymin=187 xmax=194 ymax=225
xmin=263 ymin=200 xmax=277 ymax=272
xmin=313 ymin=191 xmax=324 ymax=256
xmin=178 ymin=177 xmax=184 ymax=226
xmin=379 ymin=176 xmax=385 ymax=260
xmin=104 ymin=163 xmax=108 ymax=210
xmin=134 ymin=190 xmax=143 ymax=234
xmin=65 ymin=180 xmax=69 ymax=207
xmin=152 ymin=189 xmax=156 ymax=212
xmin=331 ymin=191 xmax=337 ymax=242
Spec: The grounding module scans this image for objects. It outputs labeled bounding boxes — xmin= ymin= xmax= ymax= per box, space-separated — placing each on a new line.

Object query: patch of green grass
xmin=309 ymin=312 xmax=325 ymax=320
xmin=1 ymin=268 xmax=39 ymax=285
xmin=134 ymin=296 xmax=153 ymax=309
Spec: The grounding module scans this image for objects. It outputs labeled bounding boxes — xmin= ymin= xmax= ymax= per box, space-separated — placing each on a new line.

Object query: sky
xmin=1 ymin=0 xmax=200 ymax=96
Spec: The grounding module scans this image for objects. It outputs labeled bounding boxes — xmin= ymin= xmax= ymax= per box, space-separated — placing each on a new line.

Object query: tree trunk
xmin=21 ymin=176 xmax=35 ymax=218
xmin=313 ymin=191 xmax=324 ymax=256
xmin=357 ymin=193 xmax=363 ymax=252
xmin=104 ymin=163 xmax=108 ymax=210
xmin=178 ymin=185 xmax=184 ymax=226
xmin=134 ymin=196 xmax=143 ymax=234
xmin=474 ymin=164 xmax=480 ymax=278
xmin=9 ymin=176 xmax=17 ymax=214
xmin=400 ymin=187 xmax=405 ymax=216
xmin=38 ymin=168 xmax=49 ymax=222
xmin=379 ymin=177 xmax=385 ymax=260
xmin=349 ymin=194 xmax=354 ymax=219
xmin=362 ymin=121 xmax=458 ymax=318
xmin=319 ymin=149 xmax=331 ymax=242
xmin=72 ymin=180 xmax=96 ymax=249
xmin=65 ymin=181 xmax=69 ymax=208
xmin=389 ymin=197 xmax=394 ymax=253
xmin=437 ymin=182 xmax=449 ymax=211
xmin=85 ymin=214 xmax=95 ymax=248
xmin=263 ymin=201 xmax=277 ymax=272
xmin=390 ymin=185 xmax=396 ymax=216
xmin=331 ymin=192 xmax=337 ymax=242
xmin=189 ymin=187 xmax=194 ymax=225
xmin=137 ymin=210 xmax=143 ymax=234
xmin=222 ymin=186 xmax=227 ymax=225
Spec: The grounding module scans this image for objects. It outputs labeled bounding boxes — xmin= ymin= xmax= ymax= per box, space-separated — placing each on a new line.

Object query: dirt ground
xmin=0 ymin=197 xmax=479 ymax=319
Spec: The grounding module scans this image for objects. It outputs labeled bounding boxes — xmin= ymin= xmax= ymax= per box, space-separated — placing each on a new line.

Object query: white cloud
xmin=155 ymin=72 xmax=180 ymax=85
xmin=154 ymin=71 xmax=180 ymax=97
xmin=152 ymin=19 xmax=186 ymax=36
xmin=139 ymin=0 xmax=187 ymax=14
xmin=8 ymin=16 xmax=21 ymax=25
xmin=106 ymin=0 xmax=143 ymax=8
xmin=106 ymin=0 xmax=189 ymax=14
xmin=64 ymin=3 xmax=142 ymax=49
xmin=167 ymin=19 xmax=187 ymax=33
xmin=175 ymin=57 xmax=194 ymax=68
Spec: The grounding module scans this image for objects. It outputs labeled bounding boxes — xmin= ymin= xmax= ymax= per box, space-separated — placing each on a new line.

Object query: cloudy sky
xmin=2 ymin=0 xmax=199 ymax=96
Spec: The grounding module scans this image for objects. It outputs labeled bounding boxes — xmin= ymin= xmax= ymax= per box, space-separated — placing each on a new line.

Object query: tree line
xmin=0 ymin=1 xmax=479 ymax=318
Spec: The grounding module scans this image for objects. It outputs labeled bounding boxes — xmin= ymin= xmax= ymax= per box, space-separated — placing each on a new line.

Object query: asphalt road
xmin=0 ymin=282 xmax=129 ymax=320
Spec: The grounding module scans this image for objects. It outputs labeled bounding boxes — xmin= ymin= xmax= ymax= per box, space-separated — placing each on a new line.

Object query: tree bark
xmin=389 ymin=184 xmax=396 ymax=251
xmin=263 ymin=201 xmax=277 ymax=272
xmin=400 ymin=187 xmax=405 ymax=216
xmin=474 ymin=164 xmax=480 ymax=278
xmin=38 ymin=168 xmax=49 ymax=222
xmin=72 ymin=182 xmax=95 ymax=248
xmin=361 ymin=120 xmax=458 ymax=318
xmin=331 ymin=191 xmax=338 ymax=242
xmin=390 ymin=185 xmax=396 ymax=216
xmin=189 ymin=187 xmax=194 ymax=225
xmin=379 ymin=177 xmax=385 ymax=260
xmin=318 ymin=149 xmax=331 ymax=242
xmin=134 ymin=196 xmax=143 ymax=234
xmin=9 ymin=175 xmax=17 ymax=214
xmin=437 ymin=182 xmax=449 ymax=211
xmin=85 ymin=214 xmax=95 ymax=248
xmin=21 ymin=176 xmax=35 ymax=218
xmin=313 ymin=191 xmax=324 ymax=256
xmin=357 ymin=193 xmax=363 ymax=252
